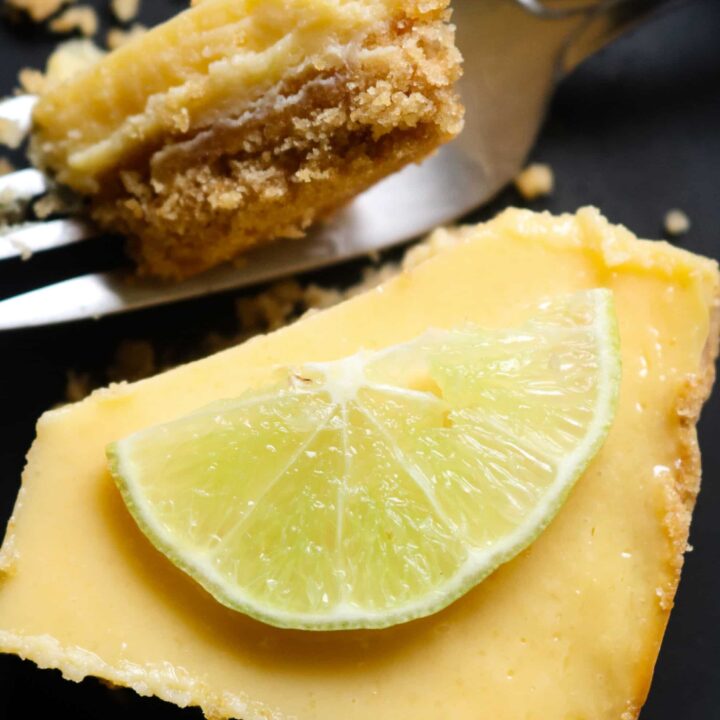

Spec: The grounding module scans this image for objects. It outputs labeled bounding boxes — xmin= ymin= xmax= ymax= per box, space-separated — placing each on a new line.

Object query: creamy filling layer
xmin=32 ymin=0 xmax=453 ymax=191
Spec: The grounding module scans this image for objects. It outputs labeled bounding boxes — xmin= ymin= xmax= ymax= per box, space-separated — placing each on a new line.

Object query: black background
xmin=1 ymin=0 xmax=719 ymax=717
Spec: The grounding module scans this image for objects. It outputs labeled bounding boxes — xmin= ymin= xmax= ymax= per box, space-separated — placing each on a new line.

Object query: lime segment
xmin=108 ymin=290 xmax=621 ymax=630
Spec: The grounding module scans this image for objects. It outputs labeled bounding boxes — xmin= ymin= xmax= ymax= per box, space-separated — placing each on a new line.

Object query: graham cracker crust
xmin=628 ymin=284 xmax=720 ymax=720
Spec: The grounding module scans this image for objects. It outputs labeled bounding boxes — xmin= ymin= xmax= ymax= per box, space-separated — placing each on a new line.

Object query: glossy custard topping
xmin=1 ymin=208 xmax=718 ymax=719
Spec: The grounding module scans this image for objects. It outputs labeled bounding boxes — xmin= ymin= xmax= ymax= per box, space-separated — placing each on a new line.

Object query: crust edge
xmin=628 ymin=282 xmax=720 ymax=719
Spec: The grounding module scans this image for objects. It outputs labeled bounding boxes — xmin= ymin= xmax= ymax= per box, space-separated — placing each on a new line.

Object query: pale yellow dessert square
xmin=0 ymin=208 xmax=718 ymax=719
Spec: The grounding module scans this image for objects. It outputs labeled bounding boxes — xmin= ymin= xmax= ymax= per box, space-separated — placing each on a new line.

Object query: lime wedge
xmin=108 ymin=289 xmax=621 ymax=630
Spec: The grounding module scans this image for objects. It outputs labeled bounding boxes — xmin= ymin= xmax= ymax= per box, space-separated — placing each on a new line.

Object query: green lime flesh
xmin=108 ymin=290 xmax=621 ymax=631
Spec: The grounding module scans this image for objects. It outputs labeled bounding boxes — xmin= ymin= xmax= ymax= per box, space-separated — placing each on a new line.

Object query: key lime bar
xmin=1 ymin=208 xmax=718 ymax=719
xmin=30 ymin=0 xmax=464 ymax=279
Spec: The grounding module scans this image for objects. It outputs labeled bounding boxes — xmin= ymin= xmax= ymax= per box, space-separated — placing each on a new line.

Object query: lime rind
xmin=108 ymin=289 xmax=621 ymax=631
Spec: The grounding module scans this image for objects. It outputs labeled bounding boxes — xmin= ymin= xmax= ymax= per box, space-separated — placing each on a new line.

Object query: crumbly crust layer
xmin=625 ymin=285 xmax=720 ymax=720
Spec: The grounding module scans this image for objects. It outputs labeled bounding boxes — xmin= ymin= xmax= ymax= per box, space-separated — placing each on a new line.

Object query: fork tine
xmin=0 ymin=168 xmax=49 ymax=204
xmin=0 ymin=219 xmax=368 ymax=330
xmin=0 ymin=94 xmax=38 ymax=141
xmin=0 ymin=218 xmax=97 ymax=261
xmin=0 ymin=271 xmax=124 ymax=331
xmin=1 ymin=95 xmax=49 ymax=206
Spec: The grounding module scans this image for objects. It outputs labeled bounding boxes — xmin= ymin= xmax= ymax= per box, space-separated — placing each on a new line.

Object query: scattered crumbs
xmin=49 ymin=5 xmax=98 ymax=37
xmin=18 ymin=40 xmax=104 ymax=98
xmin=402 ymin=226 xmax=461 ymax=271
xmin=106 ymin=23 xmax=146 ymax=50
xmin=62 ymin=232 xmax=457 ymax=396
xmin=110 ymin=0 xmax=140 ymax=24
xmin=232 ymin=233 xmax=455 ymax=335
xmin=107 ymin=339 xmax=156 ymax=383
xmin=514 ymin=163 xmax=554 ymax=201
xmin=4 ymin=0 xmax=73 ymax=22
xmin=18 ymin=67 xmax=48 ymax=95
xmin=0 ymin=158 xmax=15 ymax=176
xmin=235 ymin=279 xmax=306 ymax=332
xmin=0 ymin=118 xmax=24 ymax=150
xmin=664 ymin=209 xmax=690 ymax=237
xmin=65 ymin=369 xmax=92 ymax=403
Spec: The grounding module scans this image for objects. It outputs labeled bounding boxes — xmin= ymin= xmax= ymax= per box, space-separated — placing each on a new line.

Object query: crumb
xmin=107 ymin=340 xmax=156 ymax=382
xmin=0 ymin=158 xmax=15 ymax=176
xmin=106 ymin=23 xmax=146 ymax=50
xmin=49 ymin=5 xmax=98 ymax=37
xmin=401 ymin=244 xmax=435 ymax=271
xmin=231 ymin=254 xmax=413 ymax=338
xmin=5 ymin=0 xmax=73 ymax=22
xmin=65 ymin=369 xmax=92 ymax=403
xmin=0 ymin=119 xmax=24 ymax=150
xmin=402 ymin=227 xmax=461 ymax=271
xmin=302 ymin=284 xmax=343 ymax=311
xmin=664 ymin=209 xmax=690 ymax=237
xmin=33 ymin=194 xmax=62 ymax=219
xmin=345 ymin=263 xmax=400 ymax=299
xmin=19 ymin=39 xmax=104 ymax=97
xmin=220 ymin=232 xmax=451 ymax=351
xmin=235 ymin=280 xmax=305 ymax=332
xmin=230 ymin=227 xmax=461 ymax=336
xmin=110 ymin=0 xmax=140 ymax=23
xmin=9 ymin=235 xmax=33 ymax=261
xmin=33 ymin=189 xmax=79 ymax=219
xmin=514 ymin=163 xmax=555 ymax=201
xmin=18 ymin=67 xmax=48 ymax=95
xmin=45 ymin=39 xmax=104 ymax=83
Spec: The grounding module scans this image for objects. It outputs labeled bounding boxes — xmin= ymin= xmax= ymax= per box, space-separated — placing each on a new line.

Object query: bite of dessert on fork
xmin=5 ymin=0 xmax=463 ymax=280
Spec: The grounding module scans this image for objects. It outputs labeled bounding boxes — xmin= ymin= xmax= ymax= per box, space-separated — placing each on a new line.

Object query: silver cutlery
xmin=0 ymin=0 xmax=674 ymax=330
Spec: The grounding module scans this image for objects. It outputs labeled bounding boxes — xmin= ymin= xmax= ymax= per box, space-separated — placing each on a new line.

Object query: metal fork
xmin=0 ymin=0 xmax=674 ymax=330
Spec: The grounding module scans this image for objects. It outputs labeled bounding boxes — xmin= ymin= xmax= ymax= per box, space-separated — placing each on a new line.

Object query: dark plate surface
xmin=1 ymin=1 xmax=719 ymax=717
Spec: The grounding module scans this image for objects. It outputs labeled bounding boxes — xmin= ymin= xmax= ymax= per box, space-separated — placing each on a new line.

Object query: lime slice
xmin=108 ymin=289 xmax=620 ymax=630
